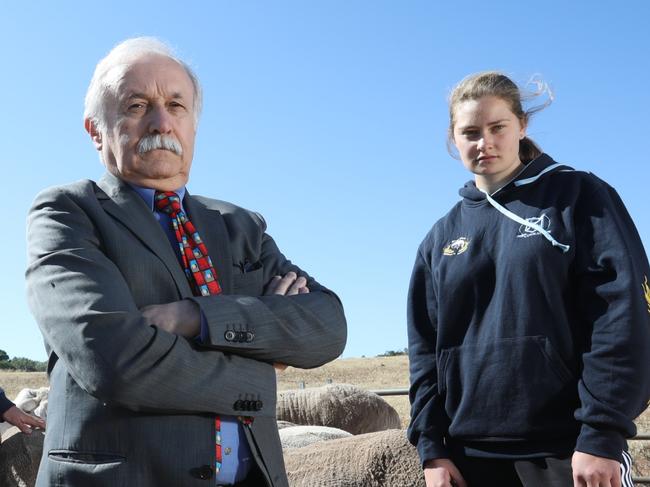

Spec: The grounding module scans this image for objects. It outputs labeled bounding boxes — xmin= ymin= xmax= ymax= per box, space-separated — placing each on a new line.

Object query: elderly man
xmin=26 ymin=38 xmax=346 ymax=487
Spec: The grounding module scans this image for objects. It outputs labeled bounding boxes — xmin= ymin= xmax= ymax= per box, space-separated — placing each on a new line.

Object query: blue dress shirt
xmin=130 ymin=184 xmax=253 ymax=484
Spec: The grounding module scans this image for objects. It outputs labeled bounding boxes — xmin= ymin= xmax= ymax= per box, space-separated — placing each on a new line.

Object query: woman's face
xmin=452 ymin=96 xmax=526 ymax=191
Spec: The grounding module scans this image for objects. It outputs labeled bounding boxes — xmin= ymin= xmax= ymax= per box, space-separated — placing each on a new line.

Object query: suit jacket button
xmin=224 ymin=330 xmax=236 ymax=342
xmin=255 ymin=400 xmax=263 ymax=411
xmin=245 ymin=400 xmax=254 ymax=411
xmin=245 ymin=331 xmax=255 ymax=342
xmin=190 ymin=465 xmax=214 ymax=479
xmin=234 ymin=400 xmax=243 ymax=411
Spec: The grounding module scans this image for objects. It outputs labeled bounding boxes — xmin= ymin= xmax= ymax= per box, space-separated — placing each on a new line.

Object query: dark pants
xmin=451 ymin=454 xmax=574 ymax=487
xmin=218 ymin=465 xmax=268 ymax=487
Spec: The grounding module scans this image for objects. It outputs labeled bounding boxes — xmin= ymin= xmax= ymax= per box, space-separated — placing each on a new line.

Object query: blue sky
xmin=2 ymin=1 xmax=649 ymax=361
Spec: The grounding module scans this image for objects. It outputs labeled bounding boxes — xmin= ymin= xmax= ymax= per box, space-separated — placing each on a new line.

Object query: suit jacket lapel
xmin=184 ymin=194 xmax=234 ymax=294
xmin=96 ymin=172 xmax=193 ymax=298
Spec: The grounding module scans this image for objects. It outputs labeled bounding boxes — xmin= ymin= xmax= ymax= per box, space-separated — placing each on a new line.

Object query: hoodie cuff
xmin=416 ymin=432 xmax=449 ymax=465
xmin=576 ymin=423 xmax=626 ymax=462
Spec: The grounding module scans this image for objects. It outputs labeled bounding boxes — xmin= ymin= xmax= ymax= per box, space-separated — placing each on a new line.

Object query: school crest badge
xmin=443 ymin=237 xmax=470 ymax=256
xmin=517 ymin=214 xmax=551 ymax=239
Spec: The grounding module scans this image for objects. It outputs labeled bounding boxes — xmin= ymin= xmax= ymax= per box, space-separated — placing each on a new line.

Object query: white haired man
xmin=26 ymin=37 xmax=346 ymax=487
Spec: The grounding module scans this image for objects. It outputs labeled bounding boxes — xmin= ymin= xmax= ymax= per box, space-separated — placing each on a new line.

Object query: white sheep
xmin=276 ymin=384 xmax=401 ymax=435
xmin=283 ymin=428 xmax=425 ymax=486
xmin=280 ymin=424 xmax=352 ymax=449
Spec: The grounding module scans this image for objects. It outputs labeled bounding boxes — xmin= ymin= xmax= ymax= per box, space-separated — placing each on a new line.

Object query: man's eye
xmin=169 ymin=102 xmax=186 ymax=111
xmin=463 ymin=130 xmax=479 ymax=139
xmin=128 ymin=103 xmax=146 ymax=112
xmin=492 ymin=125 xmax=505 ymax=132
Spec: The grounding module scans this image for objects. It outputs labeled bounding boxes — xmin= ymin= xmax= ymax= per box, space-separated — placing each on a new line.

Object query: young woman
xmin=407 ymin=72 xmax=650 ymax=487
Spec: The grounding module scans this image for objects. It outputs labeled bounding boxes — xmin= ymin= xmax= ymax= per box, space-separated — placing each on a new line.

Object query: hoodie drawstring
xmin=479 ymin=188 xmax=571 ymax=253
xmin=514 ymin=162 xmax=567 ymax=187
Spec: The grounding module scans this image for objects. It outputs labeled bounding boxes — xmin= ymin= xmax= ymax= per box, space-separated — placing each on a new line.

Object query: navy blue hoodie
xmin=0 ymin=386 xmax=14 ymax=418
xmin=407 ymin=154 xmax=650 ymax=464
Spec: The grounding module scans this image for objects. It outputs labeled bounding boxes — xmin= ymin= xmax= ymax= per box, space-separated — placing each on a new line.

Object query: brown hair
xmin=447 ymin=71 xmax=551 ymax=163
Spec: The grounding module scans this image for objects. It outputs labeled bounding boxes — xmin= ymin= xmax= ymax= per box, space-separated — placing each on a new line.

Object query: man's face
xmin=89 ymin=54 xmax=197 ymax=191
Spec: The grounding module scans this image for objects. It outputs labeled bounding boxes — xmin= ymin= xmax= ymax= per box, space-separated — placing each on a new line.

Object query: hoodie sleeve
xmin=0 ymin=387 xmax=15 ymax=419
xmin=406 ymin=246 xmax=450 ymax=463
xmin=573 ymin=179 xmax=650 ymax=461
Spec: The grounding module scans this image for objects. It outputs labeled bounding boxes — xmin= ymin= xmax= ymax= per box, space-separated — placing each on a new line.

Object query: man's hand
xmin=2 ymin=406 xmax=46 ymax=434
xmin=264 ymin=271 xmax=309 ymax=296
xmin=264 ymin=272 xmax=308 ymax=370
xmin=141 ymin=299 xmax=201 ymax=338
xmin=572 ymin=451 xmax=621 ymax=487
xmin=423 ymin=458 xmax=467 ymax=487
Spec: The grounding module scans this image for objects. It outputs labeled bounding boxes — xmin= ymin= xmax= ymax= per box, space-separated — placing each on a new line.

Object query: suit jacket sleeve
xmin=190 ymin=210 xmax=347 ymax=369
xmin=26 ymin=184 xmax=277 ymax=417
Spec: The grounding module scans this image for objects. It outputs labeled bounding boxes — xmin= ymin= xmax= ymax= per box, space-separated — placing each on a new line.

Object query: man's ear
xmin=84 ymin=118 xmax=103 ymax=151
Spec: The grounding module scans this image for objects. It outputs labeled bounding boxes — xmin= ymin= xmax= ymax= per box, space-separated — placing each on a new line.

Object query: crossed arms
xmin=26 ymin=182 xmax=346 ymax=418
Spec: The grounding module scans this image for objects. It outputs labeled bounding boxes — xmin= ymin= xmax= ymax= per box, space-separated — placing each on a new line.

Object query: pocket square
xmin=235 ymin=259 xmax=262 ymax=273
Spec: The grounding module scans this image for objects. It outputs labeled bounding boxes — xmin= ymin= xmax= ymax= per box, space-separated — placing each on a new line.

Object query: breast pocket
xmin=232 ymin=265 xmax=265 ymax=295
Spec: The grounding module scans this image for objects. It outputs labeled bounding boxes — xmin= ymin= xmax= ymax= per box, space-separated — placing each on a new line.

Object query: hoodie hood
xmin=459 ymin=153 xmax=574 ymax=202
xmin=459 ymin=154 xmax=575 ymax=253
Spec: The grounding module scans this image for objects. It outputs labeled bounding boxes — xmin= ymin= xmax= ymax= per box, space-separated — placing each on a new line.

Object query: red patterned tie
xmin=154 ymin=191 xmax=224 ymax=473
xmin=154 ymin=191 xmax=222 ymax=296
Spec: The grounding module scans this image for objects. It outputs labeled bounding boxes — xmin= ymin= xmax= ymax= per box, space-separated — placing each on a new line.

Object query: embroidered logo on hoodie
xmin=443 ymin=237 xmax=470 ymax=256
xmin=643 ymin=276 xmax=650 ymax=314
xmin=517 ymin=214 xmax=551 ymax=239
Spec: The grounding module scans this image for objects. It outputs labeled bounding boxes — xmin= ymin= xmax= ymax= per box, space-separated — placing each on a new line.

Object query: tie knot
xmin=154 ymin=191 xmax=182 ymax=216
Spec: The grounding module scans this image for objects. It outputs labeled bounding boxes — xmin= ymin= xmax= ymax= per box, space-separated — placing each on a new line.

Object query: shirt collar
xmin=128 ymin=183 xmax=187 ymax=211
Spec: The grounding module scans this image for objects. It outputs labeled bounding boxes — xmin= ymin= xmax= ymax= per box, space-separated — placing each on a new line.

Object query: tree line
xmin=0 ymin=349 xmax=47 ymax=372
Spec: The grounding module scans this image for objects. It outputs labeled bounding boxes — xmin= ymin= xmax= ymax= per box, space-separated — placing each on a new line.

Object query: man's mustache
xmin=137 ymin=134 xmax=183 ymax=156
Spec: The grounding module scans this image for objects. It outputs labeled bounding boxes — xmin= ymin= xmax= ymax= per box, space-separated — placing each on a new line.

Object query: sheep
xmin=0 ymin=427 xmax=44 ymax=487
xmin=276 ymin=384 xmax=401 ymax=435
xmin=283 ymin=428 xmax=425 ymax=486
xmin=14 ymin=387 xmax=49 ymax=421
xmin=0 ymin=387 xmax=49 ymax=487
xmin=280 ymin=425 xmax=352 ymax=449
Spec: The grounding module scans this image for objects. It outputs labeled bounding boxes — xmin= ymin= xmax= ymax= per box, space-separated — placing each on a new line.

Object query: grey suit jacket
xmin=25 ymin=172 xmax=347 ymax=487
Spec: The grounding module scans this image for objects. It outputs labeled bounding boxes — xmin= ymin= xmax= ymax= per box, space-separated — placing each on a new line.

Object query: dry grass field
xmin=277 ymin=355 xmax=411 ymax=428
xmin=2 ymin=356 xmax=649 ymax=477
xmin=2 ymin=355 xmax=646 ymax=432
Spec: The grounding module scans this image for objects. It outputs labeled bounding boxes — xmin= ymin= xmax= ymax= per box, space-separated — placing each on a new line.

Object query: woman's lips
xmin=477 ymin=155 xmax=497 ymax=162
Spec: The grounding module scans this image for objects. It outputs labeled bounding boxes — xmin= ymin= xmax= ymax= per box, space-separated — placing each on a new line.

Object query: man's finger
xmin=263 ymin=275 xmax=282 ymax=295
xmin=25 ymin=415 xmax=45 ymax=429
xmin=286 ymin=276 xmax=307 ymax=296
xmin=271 ymin=272 xmax=297 ymax=295
xmin=298 ymin=286 xmax=309 ymax=294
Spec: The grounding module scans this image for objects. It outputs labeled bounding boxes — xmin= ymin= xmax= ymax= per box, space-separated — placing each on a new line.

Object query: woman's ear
xmin=519 ymin=118 xmax=527 ymax=140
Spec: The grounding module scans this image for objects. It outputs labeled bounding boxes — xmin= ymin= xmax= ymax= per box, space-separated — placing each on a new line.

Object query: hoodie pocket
xmin=440 ymin=335 xmax=576 ymax=439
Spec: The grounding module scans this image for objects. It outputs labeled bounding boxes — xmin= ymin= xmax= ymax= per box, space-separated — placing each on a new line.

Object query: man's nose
xmin=148 ymin=106 xmax=173 ymax=134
